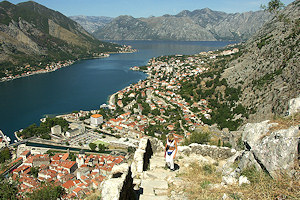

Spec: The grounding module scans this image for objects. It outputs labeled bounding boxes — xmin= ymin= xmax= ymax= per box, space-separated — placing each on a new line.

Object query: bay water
xmin=0 ymin=40 xmax=236 ymax=141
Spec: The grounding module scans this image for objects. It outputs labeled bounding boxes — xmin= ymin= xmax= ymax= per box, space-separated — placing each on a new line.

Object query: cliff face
xmin=93 ymin=8 xmax=272 ymax=41
xmin=222 ymin=0 xmax=300 ymax=122
xmin=69 ymin=16 xmax=113 ymax=33
xmin=0 ymin=1 xmax=120 ymax=72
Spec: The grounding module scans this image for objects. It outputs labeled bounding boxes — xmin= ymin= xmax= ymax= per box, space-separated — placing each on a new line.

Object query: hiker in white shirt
xmin=164 ymin=134 xmax=177 ymax=171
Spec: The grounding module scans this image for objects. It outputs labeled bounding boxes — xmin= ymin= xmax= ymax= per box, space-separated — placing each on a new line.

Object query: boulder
xmin=238 ymin=151 xmax=262 ymax=172
xmin=222 ymin=175 xmax=237 ymax=185
xmin=242 ymin=120 xmax=278 ymax=148
xmin=242 ymin=120 xmax=299 ymax=178
xmin=238 ymin=175 xmax=250 ymax=186
xmin=251 ymin=126 xmax=299 ymax=177
xmin=288 ymin=96 xmax=300 ymax=116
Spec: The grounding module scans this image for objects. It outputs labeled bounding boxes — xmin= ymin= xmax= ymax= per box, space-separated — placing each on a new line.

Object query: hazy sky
xmin=6 ymin=0 xmax=295 ymax=17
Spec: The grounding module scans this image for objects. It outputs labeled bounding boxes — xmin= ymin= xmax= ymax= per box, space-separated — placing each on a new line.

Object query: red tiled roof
xmin=61 ymin=161 xmax=76 ymax=169
xmin=73 ymin=187 xmax=82 ymax=194
xmin=21 ymin=150 xmax=30 ymax=156
xmin=61 ymin=153 xmax=69 ymax=161
xmin=62 ymin=180 xmax=75 ymax=189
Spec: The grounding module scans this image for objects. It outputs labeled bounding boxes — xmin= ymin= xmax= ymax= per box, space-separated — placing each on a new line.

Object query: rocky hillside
xmin=93 ymin=8 xmax=272 ymax=41
xmin=0 ymin=1 xmax=120 ymax=76
xmin=222 ymin=0 xmax=300 ymax=122
xmin=69 ymin=15 xmax=113 ymax=33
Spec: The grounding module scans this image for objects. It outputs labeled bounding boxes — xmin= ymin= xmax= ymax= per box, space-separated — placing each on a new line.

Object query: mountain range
xmin=0 ymin=1 xmax=120 ymax=76
xmin=79 ymin=8 xmax=273 ymax=41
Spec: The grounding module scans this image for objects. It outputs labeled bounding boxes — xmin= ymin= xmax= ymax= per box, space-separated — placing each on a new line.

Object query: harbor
xmin=0 ymin=129 xmax=10 ymax=147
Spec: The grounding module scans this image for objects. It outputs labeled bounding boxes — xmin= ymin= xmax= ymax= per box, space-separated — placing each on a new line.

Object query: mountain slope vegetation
xmin=222 ymin=0 xmax=300 ymax=122
xmin=0 ymin=1 xmax=121 ymax=77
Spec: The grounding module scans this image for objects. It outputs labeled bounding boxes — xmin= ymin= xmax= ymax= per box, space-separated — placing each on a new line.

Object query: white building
xmin=90 ymin=114 xmax=103 ymax=127
xmin=51 ymin=125 xmax=62 ymax=135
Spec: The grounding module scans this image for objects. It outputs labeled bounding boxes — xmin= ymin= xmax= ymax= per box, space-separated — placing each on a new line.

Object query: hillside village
xmin=58 ymin=47 xmax=240 ymax=142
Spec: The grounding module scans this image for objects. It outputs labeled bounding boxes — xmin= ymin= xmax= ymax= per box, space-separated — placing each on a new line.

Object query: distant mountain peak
xmin=176 ymin=10 xmax=191 ymax=17
xmin=92 ymin=8 xmax=272 ymax=41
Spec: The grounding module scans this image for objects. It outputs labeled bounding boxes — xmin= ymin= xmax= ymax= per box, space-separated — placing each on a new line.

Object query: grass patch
xmin=93 ymin=140 xmax=109 ymax=146
xmin=176 ymin=162 xmax=300 ymax=199
xmin=202 ymin=164 xmax=216 ymax=175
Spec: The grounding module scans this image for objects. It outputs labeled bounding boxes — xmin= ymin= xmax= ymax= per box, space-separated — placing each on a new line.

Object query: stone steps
xmin=139 ymin=195 xmax=168 ymax=200
xmin=143 ymin=168 xmax=168 ymax=180
xmin=138 ymin=153 xmax=173 ymax=199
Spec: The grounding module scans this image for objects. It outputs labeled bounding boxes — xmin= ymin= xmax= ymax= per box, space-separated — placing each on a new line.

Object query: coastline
xmin=0 ymin=49 xmax=136 ymax=84
xmin=0 ymin=60 xmax=75 ymax=83
xmin=14 ymin=131 xmax=22 ymax=142
xmin=0 ymin=129 xmax=10 ymax=145
xmin=108 ymin=92 xmax=117 ymax=106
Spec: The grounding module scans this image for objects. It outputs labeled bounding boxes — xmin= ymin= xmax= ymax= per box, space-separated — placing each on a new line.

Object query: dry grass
xmin=269 ymin=113 xmax=300 ymax=132
xmin=260 ymin=112 xmax=300 ymax=140
xmin=175 ymin=162 xmax=223 ymax=199
xmin=176 ymin=162 xmax=300 ymax=200
xmin=85 ymin=190 xmax=101 ymax=200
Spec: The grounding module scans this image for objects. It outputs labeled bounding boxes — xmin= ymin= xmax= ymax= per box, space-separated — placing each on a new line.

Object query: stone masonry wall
xmin=101 ymin=163 xmax=134 ymax=200
xmin=101 ymin=137 xmax=161 ymax=200
xmin=179 ymin=143 xmax=236 ymax=160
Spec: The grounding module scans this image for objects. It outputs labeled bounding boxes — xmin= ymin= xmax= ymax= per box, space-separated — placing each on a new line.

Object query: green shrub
xmin=200 ymin=180 xmax=211 ymax=189
xmin=202 ymin=164 xmax=215 ymax=174
xmin=184 ymin=131 xmax=211 ymax=145
xmin=241 ymin=165 xmax=264 ymax=183
xmin=222 ymin=141 xmax=232 ymax=148
xmin=27 ymin=183 xmax=65 ymax=200
xmin=89 ymin=143 xmax=97 ymax=151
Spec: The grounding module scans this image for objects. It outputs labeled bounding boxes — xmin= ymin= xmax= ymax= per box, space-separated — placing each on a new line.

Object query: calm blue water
xmin=0 ymin=40 xmax=236 ymax=141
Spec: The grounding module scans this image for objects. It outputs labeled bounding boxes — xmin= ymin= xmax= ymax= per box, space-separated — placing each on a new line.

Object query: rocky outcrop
xmin=93 ymin=8 xmax=271 ymax=41
xmin=241 ymin=120 xmax=299 ymax=178
xmin=220 ymin=96 xmax=299 ymax=186
xmin=288 ymin=96 xmax=300 ymax=116
xmin=222 ymin=1 xmax=300 ymax=122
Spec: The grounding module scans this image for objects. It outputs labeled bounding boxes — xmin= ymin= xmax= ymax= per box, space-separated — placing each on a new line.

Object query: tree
xmin=27 ymin=184 xmax=65 ymax=200
xmin=30 ymin=166 xmax=39 ymax=178
xmin=98 ymin=143 xmax=106 ymax=151
xmin=89 ymin=143 xmax=97 ymax=151
xmin=0 ymin=178 xmax=18 ymax=200
xmin=0 ymin=147 xmax=11 ymax=163
xmin=261 ymin=0 xmax=284 ymax=14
